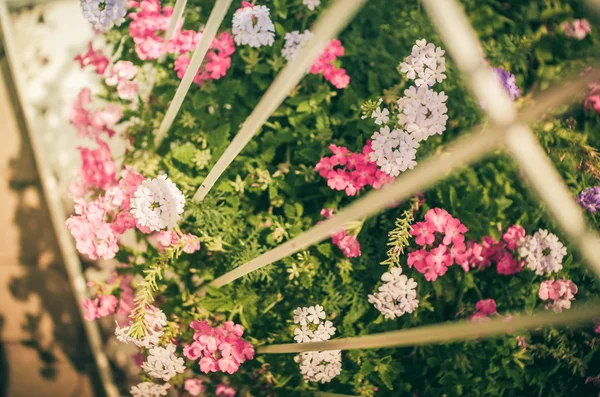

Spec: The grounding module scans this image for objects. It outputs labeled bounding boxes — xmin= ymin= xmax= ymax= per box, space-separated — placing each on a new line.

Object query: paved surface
xmin=0 ymin=58 xmax=99 ymax=397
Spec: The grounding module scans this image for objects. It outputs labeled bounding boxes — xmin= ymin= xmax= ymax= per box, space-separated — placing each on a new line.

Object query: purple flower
xmin=494 ymin=67 xmax=521 ymax=100
xmin=577 ymin=186 xmax=600 ymax=213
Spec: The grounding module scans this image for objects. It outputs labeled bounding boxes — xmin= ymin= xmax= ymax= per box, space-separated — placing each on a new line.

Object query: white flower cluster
xmin=232 ymin=4 xmax=275 ymax=48
xmin=399 ymin=39 xmax=447 ymax=87
xmin=130 ymin=174 xmax=185 ymax=232
xmin=397 ymin=86 xmax=449 ymax=141
xmin=130 ymin=381 xmax=170 ymax=397
xmin=368 ymin=267 xmax=419 ymax=319
xmin=281 ymin=30 xmax=312 ymax=62
xmin=519 ymin=229 xmax=567 ymax=275
xmin=292 ymin=305 xmax=342 ymax=383
xmin=369 ymin=126 xmax=419 ymax=177
xmin=115 ymin=306 xmax=168 ymax=348
xmin=303 ymin=0 xmax=321 ymax=11
xmin=141 ymin=343 xmax=186 ymax=381
xmin=369 ymin=39 xmax=448 ymax=177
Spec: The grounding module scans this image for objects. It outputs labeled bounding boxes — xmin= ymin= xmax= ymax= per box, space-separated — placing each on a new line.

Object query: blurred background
xmin=0 ymin=0 xmax=113 ymax=395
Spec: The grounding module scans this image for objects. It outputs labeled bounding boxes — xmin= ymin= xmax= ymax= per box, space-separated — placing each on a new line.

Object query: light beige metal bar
xmin=204 ymin=69 xmax=598 ymax=289
xmin=0 ymin=1 xmax=119 ymax=396
xmin=159 ymin=0 xmax=189 ymax=63
xmin=423 ymin=0 xmax=600 ymax=280
xmin=192 ymin=0 xmax=367 ymax=202
xmin=164 ymin=0 xmax=188 ymax=45
xmin=155 ymin=0 xmax=232 ymax=146
xmin=258 ymin=303 xmax=600 ymax=354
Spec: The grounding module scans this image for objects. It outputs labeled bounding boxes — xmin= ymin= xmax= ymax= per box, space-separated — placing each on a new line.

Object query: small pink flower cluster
xmin=460 ymin=225 xmax=525 ymax=276
xmin=66 ymin=167 xmax=146 ymax=259
xmin=74 ymin=43 xmax=109 ymax=75
xmin=321 ymin=209 xmax=361 ymax=258
xmin=407 ymin=208 xmax=469 ymax=281
xmin=561 ymin=19 xmax=591 ymax=40
xmin=83 ymin=294 xmax=118 ymax=321
xmin=471 ymin=298 xmax=497 ymax=322
xmin=150 ymin=230 xmax=201 ymax=254
xmin=106 ymin=61 xmax=139 ymax=101
xmin=128 ymin=0 xmax=174 ymax=60
xmin=184 ymin=379 xmax=206 ymax=396
xmin=71 ymin=139 xmax=118 ymax=196
xmin=315 ymin=142 xmax=393 ymax=196
xmin=310 ymin=39 xmax=350 ymax=89
xmin=407 ymin=209 xmax=525 ymax=282
xmin=539 ymin=279 xmax=578 ymax=312
xmin=216 ymin=384 xmax=236 ymax=397
xmin=183 ymin=321 xmax=255 ymax=375
xmin=70 ymin=88 xmax=122 ymax=140
xmin=174 ymin=32 xmax=236 ymax=86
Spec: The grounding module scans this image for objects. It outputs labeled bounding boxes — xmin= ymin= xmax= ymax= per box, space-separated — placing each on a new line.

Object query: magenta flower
xmin=475 ymin=299 xmax=497 ymax=315
xmin=326 ymin=169 xmax=350 ymax=191
xmin=442 ymin=217 xmax=468 ymax=245
xmin=502 ymin=225 xmax=525 ymax=250
xmin=424 ymin=208 xmax=451 ymax=233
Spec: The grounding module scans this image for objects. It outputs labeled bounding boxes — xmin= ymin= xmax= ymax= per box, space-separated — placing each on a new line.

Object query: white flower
xmin=368 ymin=266 xmax=419 ymax=319
xmin=371 ymin=106 xmax=390 ymax=125
xmin=130 ymin=381 xmax=170 ymax=397
xmin=294 ymin=325 xmax=314 ymax=343
xmin=130 ymin=174 xmax=185 ymax=232
xmin=314 ymin=320 xmax=336 ymax=341
xmin=369 ymin=127 xmax=419 ymax=177
xmin=294 ymin=350 xmax=342 ymax=383
xmin=397 ymin=85 xmax=448 ymax=143
xmin=306 ymin=304 xmax=326 ymax=324
xmin=141 ymin=343 xmax=186 ymax=381
xmin=115 ymin=306 xmax=167 ymax=348
xmin=293 ymin=307 xmax=308 ymax=325
xmin=303 ymin=0 xmax=320 ymax=11
xmin=281 ymin=30 xmax=312 ymax=62
xmin=399 ymin=39 xmax=446 ymax=87
xmin=519 ymin=229 xmax=567 ymax=275
xmin=232 ymin=4 xmax=275 ymax=48
xmin=80 ymin=0 xmax=127 ymax=32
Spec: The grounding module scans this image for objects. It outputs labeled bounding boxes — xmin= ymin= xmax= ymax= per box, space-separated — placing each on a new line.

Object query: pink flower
xmin=496 ymin=252 xmax=522 ymax=275
xmin=539 ymin=280 xmax=555 ymax=301
xmin=183 ymin=342 xmax=204 ymax=360
xmin=442 ymin=217 xmax=468 ymax=245
xmin=190 ymin=320 xmax=213 ymax=334
xmin=184 ymin=379 xmax=206 ymax=396
xmin=168 ymin=30 xmax=200 ymax=54
xmin=106 ymin=61 xmax=137 ymax=86
xmin=326 ymin=169 xmax=350 ymax=191
xmin=216 ymin=384 xmax=236 ymax=397
xmin=70 ymin=88 xmax=121 ymax=140
xmin=117 ymin=81 xmax=139 ymax=100
xmin=424 ymin=208 xmax=451 ymax=233
xmin=475 ymin=299 xmax=497 ymax=315
xmin=539 ymin=279 xmax=578 ymax=312
xmin=502 ymin=225 xmax=525 ymax=250
xmin=561 ymin=19 xmax=591 ymax=40
xmin=222 ymin=321 xmax=244 ymax=337
xmin=328 ymin=144 xmax=349 ymax=165
xmin=315 ymin=157 xmax=336 ymax=177
xmin=410 ymin=222 xmax=436 ymax=246
xmin=218 ymin=356 xmax=240 ymax=374
xmin=82 ymin=298 xmax=98 ymax=321
xmin=77 ymin=140 xmax=118 ymax=192
xmin=97 ymin=295 xmax=118 ymax=317
xmin=331 ymin=229 xmax=346 ymax=245
xmin=320 ymin=208 xmax=334 ymax=218
xmin=471 ymin=311 xmax=491 ymax=322
xmin=336 ymin=234 xmax=361 ymax=258
xmin=407 ymin=249 xmax=428 ymax=269
xmin=199 ymin=356 xmax=218 ymax=373
xmin=74 ymin=43 xmax=108 ymax=75
xmin=425 ymin=245 xmax=452 ymax=274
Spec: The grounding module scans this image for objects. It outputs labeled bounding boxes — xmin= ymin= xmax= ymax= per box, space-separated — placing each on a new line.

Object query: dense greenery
xmin=105 ymin=0 xmax=600 ymax=395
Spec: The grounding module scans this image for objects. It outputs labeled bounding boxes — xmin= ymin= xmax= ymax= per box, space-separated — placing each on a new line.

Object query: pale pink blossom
xmin=216 ymin=384 xmax=236 ymax=397
xmin=74 ymin=43 xmax=108 ymax=75
xmin=184 ymin=379 xmax=206 ymax=396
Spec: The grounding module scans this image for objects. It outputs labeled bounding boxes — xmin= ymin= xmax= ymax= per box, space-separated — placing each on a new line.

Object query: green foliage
xmin=106 ymin=0 xmax=600 ymax=395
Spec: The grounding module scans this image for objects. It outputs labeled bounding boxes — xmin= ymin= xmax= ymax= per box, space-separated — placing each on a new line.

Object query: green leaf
xmin=172 ymin=142 xmax=199 ymax=166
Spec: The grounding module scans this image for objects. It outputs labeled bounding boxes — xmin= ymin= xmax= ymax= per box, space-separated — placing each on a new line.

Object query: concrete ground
xmin=0 ymin=58 xmax=100 ymax=396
